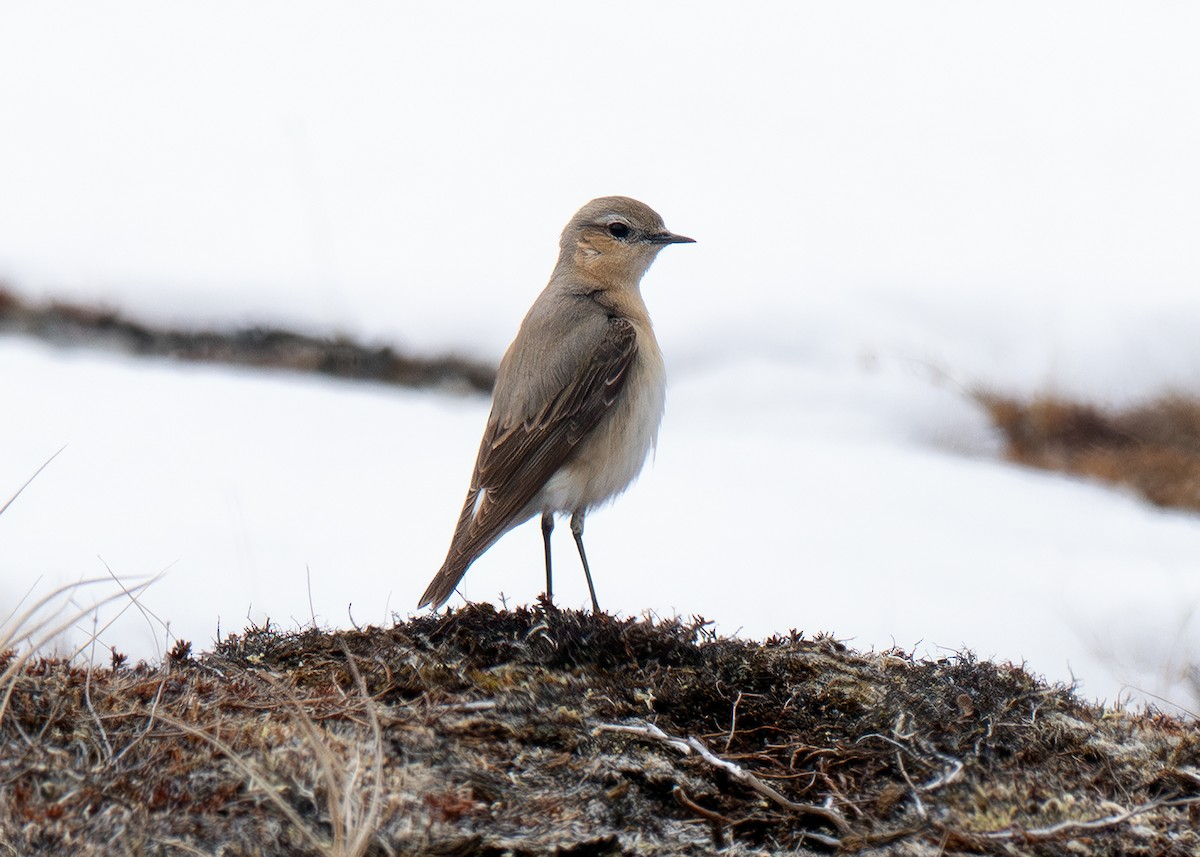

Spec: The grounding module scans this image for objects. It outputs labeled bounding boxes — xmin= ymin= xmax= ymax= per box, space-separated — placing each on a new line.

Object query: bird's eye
xmin=607 ymin=222 xmax=630 ymax=239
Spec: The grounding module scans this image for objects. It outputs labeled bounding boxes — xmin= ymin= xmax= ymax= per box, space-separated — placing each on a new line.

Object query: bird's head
xmin=557 ymin=196 xmax=694 ymax=284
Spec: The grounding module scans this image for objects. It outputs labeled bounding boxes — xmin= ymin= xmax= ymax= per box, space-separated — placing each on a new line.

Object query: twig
xmin=798 ymin=830 xmax=843 ymax=849
xmin=594 ymin=721 xmax=690 ymax=754
xmin=440 ymin=699 xmax=498 ymax=713
xmin=155 ymin=837 xmax=210 ymax=856
xmin=672 ymin=784 xmax=730 ymax=825
xmin=685 ymin=734 xmax=850 ymax=834
xmin=724 ymin=690 xmax=743 ymax=753
xmin=920 ymin=757 xmax=963 ymax=791
xmin=523 ymin=621 xmax=551 ymax=643
xmin=973 ymin=796 xmax=1200 ymax=840
xmin=1176 ymin=766 xmax=1200 ymax=787
xmin=594 ymin=721 xmax=849 ymax=836
xmin=857 ymin=732 xmax=963 ymax=793
xmin=895 ymin=753 xmax=926 ymax=819
xmin=673 ymin=785 xmax=729 ymax=851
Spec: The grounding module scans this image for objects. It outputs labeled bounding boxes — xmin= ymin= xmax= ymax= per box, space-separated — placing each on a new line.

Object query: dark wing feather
xmin=418 ymin=317 xmax=638 ymax=608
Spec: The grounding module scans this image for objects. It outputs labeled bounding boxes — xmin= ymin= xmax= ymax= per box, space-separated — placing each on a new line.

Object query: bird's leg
xmin=570 ymin=511 xmax=601 ymax=613
xmin=541 ymin=512 xmax=555 ymax=606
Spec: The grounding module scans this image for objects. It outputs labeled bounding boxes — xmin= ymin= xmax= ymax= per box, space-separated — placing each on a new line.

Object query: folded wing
xmin=418 ymin=316 xmax=639 ymax=609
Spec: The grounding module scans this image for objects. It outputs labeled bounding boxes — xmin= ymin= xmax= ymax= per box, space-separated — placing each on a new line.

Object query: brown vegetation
xmin=0 ymin=285 xmax=495 ymax=394
xmin=980 ymin=393 xmax=1200 ymax=512
xmin=2 ymin=604 xmax=1198 ymax=855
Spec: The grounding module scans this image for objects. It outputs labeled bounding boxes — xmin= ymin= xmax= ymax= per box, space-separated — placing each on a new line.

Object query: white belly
xmin=538 ymin=341 xmax=666 ymax=515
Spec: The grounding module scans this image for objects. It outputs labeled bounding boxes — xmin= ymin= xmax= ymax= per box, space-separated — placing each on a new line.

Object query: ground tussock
xmin=1 ymin=604 xmax=1198 ymax=855
xmin=981 ymin=393 xmax=1200 ymax=512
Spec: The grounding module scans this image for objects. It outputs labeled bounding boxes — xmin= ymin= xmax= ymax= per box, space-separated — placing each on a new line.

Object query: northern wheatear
xmin=418 ymin=197 xmax=693 ymax=612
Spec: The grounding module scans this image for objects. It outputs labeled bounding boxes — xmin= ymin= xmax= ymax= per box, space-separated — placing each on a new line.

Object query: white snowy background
xmin=2 ymin=2 xmax=1199 ymax=712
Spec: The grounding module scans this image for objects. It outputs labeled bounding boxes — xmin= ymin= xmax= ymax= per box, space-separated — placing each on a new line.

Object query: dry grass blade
xmin=0 ymin=576 xmax=158 ymax=723
xmin=0 ymin=445 xmax=65 ymax=518
xmin=92 ymin=557 xmax=176 ymax=662
xmin=335 ymin=642 xmax=388 ymax=857
xmin=155 ymin=687 xmax=389 ymax=856
xmin=263 ymin=643 xmax=391 ymax=857
xmin=155 ymin=712 xmax=329 ymax=854
xmin=1 ymin=445 xmax=167 ymax=733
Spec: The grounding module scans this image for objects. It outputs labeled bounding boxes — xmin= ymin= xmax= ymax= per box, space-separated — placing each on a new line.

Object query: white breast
xmin=538 ymin=324 xmax=666 ymax=514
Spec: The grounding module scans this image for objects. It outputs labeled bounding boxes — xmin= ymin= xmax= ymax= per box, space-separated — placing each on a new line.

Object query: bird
xmin=418 ymin=196 xmax=694 ymax=612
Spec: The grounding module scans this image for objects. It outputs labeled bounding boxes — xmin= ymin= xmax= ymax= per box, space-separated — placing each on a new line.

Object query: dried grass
xmin=980 ymin=392 xmax=1200 ymax=512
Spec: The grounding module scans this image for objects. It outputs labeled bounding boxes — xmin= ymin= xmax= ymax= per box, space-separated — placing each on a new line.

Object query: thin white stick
xmin=594 ymin=721 xmax=849 ymax=835
xmin=594 ymin=721 xmax=691 ymax=754
xmin=724 ymin=690 xmax=743 ymax=753
xmin=684 ymin=735 xmax=850 ymax=834
xmin=976 ymin=796 xmax=1200 ymax=840
xmin=895 ymin=752 xmax=926 ymax=820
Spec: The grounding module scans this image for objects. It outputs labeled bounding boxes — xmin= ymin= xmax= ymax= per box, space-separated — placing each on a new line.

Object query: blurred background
xmin=2 ymin=2 xmax=1199 ymax=712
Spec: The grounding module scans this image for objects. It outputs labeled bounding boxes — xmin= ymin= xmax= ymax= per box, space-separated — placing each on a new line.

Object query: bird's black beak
xmin=644 ymin=231 xmax=696 ymax=245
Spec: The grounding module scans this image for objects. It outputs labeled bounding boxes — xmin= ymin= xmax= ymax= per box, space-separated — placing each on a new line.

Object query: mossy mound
xmin=2 ymin=603 xmax=1197 ymax=855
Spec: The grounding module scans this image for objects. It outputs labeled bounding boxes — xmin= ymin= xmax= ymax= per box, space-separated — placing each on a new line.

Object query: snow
xmin=2 ymin=3 xmax=1200 ymax=712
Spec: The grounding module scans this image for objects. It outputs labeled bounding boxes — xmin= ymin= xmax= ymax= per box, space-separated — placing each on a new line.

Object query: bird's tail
xmin=417 ymin=557 xmax=470 ymax=610
xmin=418 ymin=488 xmax=486 ymax=609
xmin=418 ymin=484 xmax=530 ymax=610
